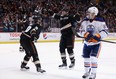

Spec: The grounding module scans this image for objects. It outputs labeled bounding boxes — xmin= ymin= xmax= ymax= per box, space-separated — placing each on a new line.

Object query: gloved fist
xmin=31 ymin=35 xmax=38 ymax=42
xmin=91 ymin=33 xmax=101 ymax=42
xmin=84 ymin=32 xmax=93 ymax=42
xmin=19 ymin=46 xmax=24 ymax=52
xmin=33 ymin=37 xmax=38 ymax=42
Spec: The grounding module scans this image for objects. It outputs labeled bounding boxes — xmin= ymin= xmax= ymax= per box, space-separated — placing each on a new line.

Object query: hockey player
xmin=80 ymin=7 xmax=108 ymax=79
xmin=52 ymin=9 xmax=80 ymax=68
xmin=19 ymin=17 xmax=46 ymax=73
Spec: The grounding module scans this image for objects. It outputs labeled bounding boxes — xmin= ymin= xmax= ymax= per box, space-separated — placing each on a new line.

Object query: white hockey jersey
xmin=80 ymin=17 xmax=108 ymax=46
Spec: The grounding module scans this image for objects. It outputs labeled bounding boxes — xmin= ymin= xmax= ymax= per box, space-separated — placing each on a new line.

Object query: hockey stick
xmin=77 ymin=35 xmax=116 ymax=44
xmin=100 ymin=40 xmax=116 ymax=44
xmin=71 ymin=27 xmax=116 ymax=44
xmin=71 ymin=27 xmax=84 ymax=38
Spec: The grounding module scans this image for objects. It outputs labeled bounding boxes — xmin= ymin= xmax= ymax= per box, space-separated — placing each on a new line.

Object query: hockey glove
xmin=19 ymin=46 xmax=24 ymax=52
xmin=84 ymin=32 xmax=93 ymax=42
xmin=91 ymin=33 xmax=101 ymax=42
xmin=33 ymin=37 xmax=38 ymax=42
xmin=31 ymin=34 xmax=38 ymax=42
xmin=30 ymin=29 xmax=37 ymax=41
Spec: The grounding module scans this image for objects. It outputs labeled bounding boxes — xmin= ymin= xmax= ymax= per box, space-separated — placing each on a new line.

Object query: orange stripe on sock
xmin=91 ymin=63 xmax=97 ymax=67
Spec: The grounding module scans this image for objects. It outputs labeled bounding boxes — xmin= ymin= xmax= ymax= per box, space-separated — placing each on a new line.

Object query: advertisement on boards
xmin=0 ymin=33 xmax=116 ymax=43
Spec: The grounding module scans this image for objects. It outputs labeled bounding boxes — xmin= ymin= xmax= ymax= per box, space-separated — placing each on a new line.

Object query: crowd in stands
xmin=0 ymin=0 xmax=115 ymax=32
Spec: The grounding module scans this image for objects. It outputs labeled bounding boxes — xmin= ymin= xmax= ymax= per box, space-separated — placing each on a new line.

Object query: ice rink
xmin=0 ymin=41 xmax=116 ymax=79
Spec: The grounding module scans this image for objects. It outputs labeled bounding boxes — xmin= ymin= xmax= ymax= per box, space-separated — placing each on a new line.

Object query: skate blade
xmin=69 ymin=66 xmax=75 ymax=69
xmin=38 ymin=71 xmax=46 ymax=73
xmin=59 ymin=66 xmax=67 ymax=69
xmin=36 ymin=71 xmax=46 ymax=74
xmin=20 ymin=68 xmax=29 ymax=71
xmin=82 ymin=77 xmax=89 ymax=79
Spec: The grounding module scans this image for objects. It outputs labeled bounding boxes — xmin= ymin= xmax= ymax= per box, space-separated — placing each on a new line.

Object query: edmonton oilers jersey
xmin=80 ymin=17 xmax=108 ymax=45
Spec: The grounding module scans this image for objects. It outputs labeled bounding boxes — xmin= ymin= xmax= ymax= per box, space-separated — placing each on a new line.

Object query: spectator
xmin=0 ymin=0 xmax=115 ymax=32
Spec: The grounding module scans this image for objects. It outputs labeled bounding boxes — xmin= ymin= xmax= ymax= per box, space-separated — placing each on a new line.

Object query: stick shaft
xmin=100 ymin=40 xmax=116 ymax=44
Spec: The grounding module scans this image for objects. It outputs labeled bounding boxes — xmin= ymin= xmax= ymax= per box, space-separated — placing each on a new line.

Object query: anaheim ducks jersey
xmin=54 ymin=14 xmax=80 ymax=35
xmin=21 ymin=23 xmax=42 ymax=41
xmin=80 ymin=17 xmax=108 ymax=46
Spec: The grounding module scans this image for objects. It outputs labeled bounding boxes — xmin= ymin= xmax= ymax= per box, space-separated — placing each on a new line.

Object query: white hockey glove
xmin=19 ymin=46 xmax=24 ymax=52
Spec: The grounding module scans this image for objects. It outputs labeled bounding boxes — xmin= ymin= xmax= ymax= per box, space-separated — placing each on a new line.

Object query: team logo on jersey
xmin=86 ymin=24 xmax=95 ymax=34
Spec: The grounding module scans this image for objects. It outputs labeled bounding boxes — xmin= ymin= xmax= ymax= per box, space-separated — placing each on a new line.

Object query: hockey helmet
xmin=86 ymin=6 xmax=98 ymax=19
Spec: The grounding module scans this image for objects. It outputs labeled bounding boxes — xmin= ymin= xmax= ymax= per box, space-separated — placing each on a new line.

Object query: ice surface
xmin=0 ymin=41 xmax=116 ymax=79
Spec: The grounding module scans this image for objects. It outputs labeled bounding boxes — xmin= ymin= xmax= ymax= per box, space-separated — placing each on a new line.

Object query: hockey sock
xmin=84 ymin=58 xmax=91 ymax=73
xmin=90 ymin=56 xmax=98 ymax=74
xmin=60 ymin=53 xmax=67 ymax=65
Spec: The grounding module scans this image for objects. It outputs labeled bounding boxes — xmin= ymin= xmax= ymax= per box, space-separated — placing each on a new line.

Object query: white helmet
xmin=86 ymin=6 xmax=98 ymax=19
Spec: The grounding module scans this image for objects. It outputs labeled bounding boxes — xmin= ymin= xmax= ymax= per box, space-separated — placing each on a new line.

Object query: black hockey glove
xmin=19 ymin=46 xmax=24 ymax=52
xmin=33 ymin=37 xmax=38 ymax=42
xmin=31 ymin=34 xmax=38 ymax=42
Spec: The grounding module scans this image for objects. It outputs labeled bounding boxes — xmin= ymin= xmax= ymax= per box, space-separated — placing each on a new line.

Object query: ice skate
xmin=82 ymin=72 xmax=90 ymax=78
xmin=69 ymin=59 xmax=75 ymax=68
xmin=37 ymin=67 xmax=46 ymax=73
xmin=20 ymin=65 xmax=30 ymax=71
xmin=59 ymin=63 xmax=67 ymax=68
xmin=89 ymin=73 xmax=96 ymax=79
xmin=20 ymin=62 xmax=30 ymax=71
xmin=69 ymin=63 xmax=75 ymax=68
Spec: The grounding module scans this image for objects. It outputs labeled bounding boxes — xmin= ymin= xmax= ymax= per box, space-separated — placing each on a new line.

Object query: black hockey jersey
xmin=54 ymin=14 xmax=80 ymax=35
xmin=20 ymin=23 xmax=42 ymax=41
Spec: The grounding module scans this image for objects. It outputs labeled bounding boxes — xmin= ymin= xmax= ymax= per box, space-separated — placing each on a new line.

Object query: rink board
xmin=0 ymin=32 xmax=116 ymax=44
